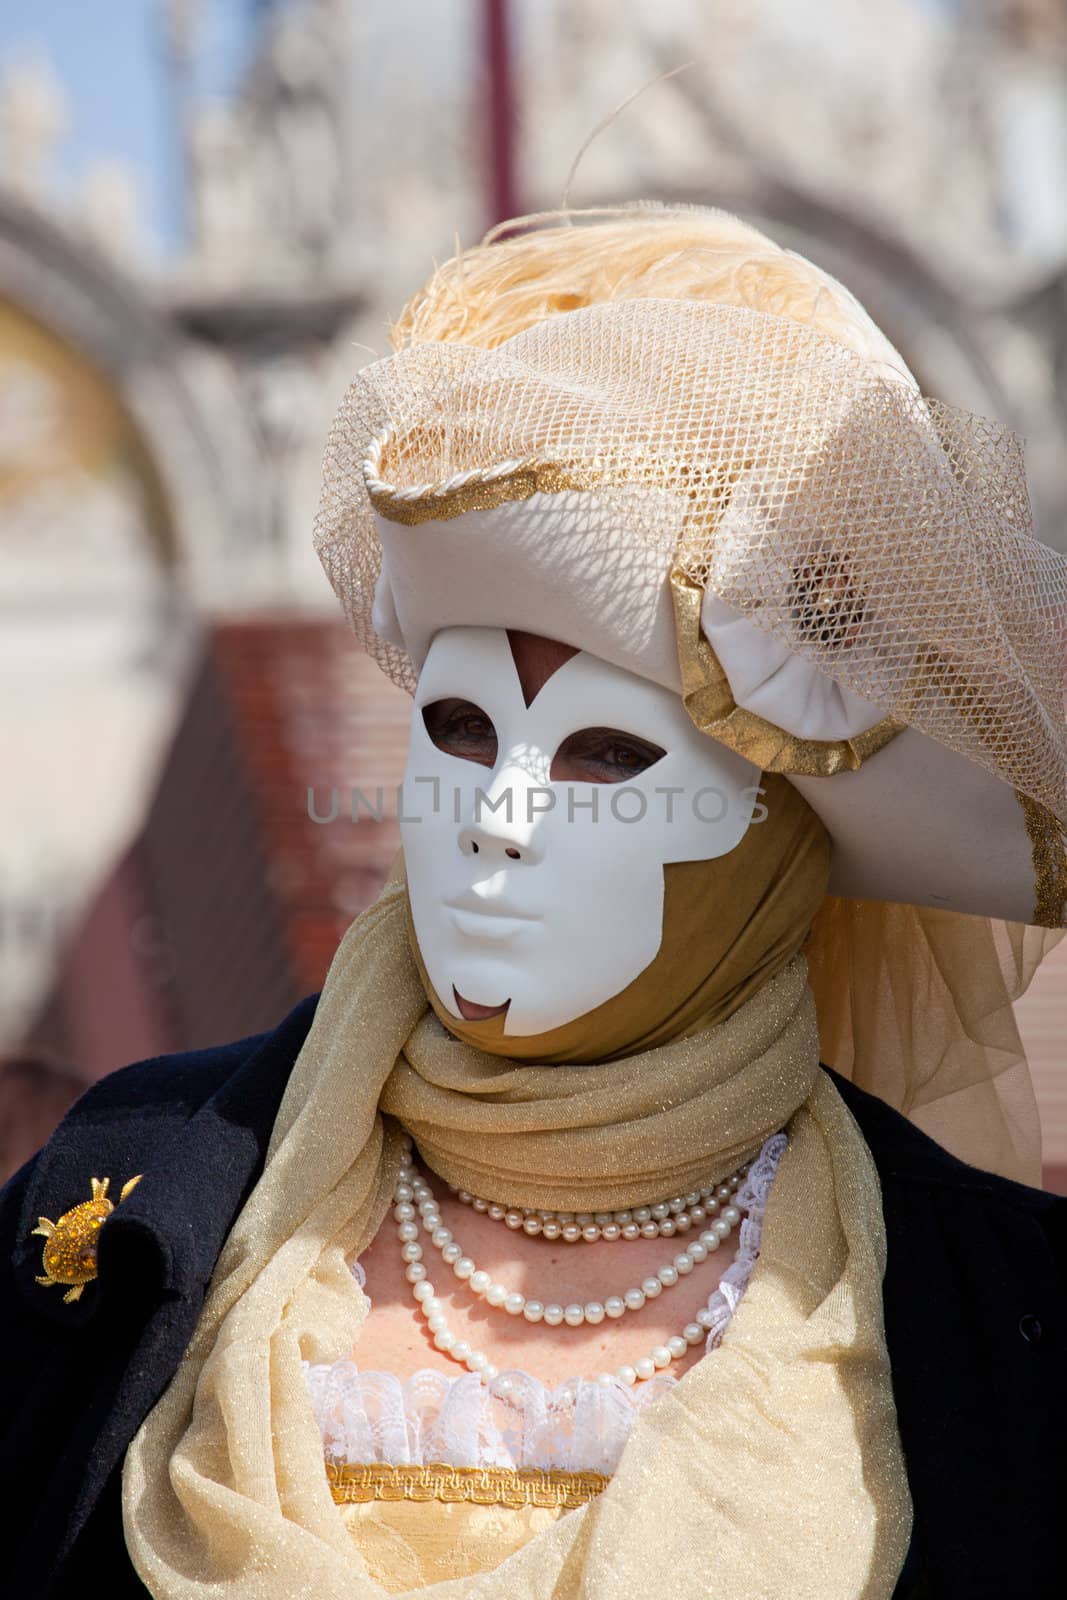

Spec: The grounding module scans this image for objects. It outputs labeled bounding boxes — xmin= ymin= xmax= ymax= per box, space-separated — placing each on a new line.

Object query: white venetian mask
xmin=400 ymin=626 xmax=761 ymax=1036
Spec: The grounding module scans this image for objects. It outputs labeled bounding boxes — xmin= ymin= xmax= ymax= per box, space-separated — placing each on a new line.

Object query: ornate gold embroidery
xmin=670 ymin=569 xmax=905 ymax=775
xmin=326 ymin=1461 xmax=609 ymax=1511
xmin=32 ymin=1174 xmax=143 ymax=1303
xmin=1016 ymin=790 xmax=1067 ymax=927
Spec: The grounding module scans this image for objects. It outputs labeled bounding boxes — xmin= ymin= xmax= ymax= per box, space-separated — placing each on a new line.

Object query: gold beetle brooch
xmin=32 ymin=1175 xmax=142 ymax=1302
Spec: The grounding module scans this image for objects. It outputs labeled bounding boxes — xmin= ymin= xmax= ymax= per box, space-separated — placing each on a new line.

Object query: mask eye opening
xmin=422 ymin=698 xmax=498 ymax=768
xmin=550 ymin=727 xmax=666 ymax=784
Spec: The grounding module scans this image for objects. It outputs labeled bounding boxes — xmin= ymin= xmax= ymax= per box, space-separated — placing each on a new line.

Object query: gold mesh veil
xmin=316 ymin=299 xmax=1066 ymax=827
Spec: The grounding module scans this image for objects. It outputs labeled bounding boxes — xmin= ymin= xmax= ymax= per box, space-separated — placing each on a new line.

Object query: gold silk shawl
xmin=122 ymin=885 xmax=912 ymax=1599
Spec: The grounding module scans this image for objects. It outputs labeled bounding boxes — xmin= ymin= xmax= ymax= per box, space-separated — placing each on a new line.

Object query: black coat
xmin=1 ymin=993 xmax=1064 ymax=1598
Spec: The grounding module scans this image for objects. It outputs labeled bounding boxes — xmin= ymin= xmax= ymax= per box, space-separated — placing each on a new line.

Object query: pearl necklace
xmin=449 ymin=1170 xmax=747 ymax=1244
xmin=393 ymin=1139 xmax=750 ymax=1389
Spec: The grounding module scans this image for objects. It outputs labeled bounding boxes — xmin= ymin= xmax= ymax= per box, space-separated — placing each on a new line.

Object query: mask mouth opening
xmin=453 ymin=987 xmax=511 ymax=1024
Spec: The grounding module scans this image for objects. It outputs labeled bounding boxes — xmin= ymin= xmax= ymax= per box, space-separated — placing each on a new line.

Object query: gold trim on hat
xmin=326 ymin=1460 xmax=609 ymax=1511
xmin=364 ymin=436 xmax=598 ymax=526
xmin=670 ymin=569 xmax=905 ymax=776
xmin=1016 ymin=791 xmax=1067 ymax=928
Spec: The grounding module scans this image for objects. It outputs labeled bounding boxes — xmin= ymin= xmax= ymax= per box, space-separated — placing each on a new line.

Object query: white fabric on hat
xmin=792 ymin=725 xmax=1037 ymax=923
xmin=372 ymin=489 xmax=685 ymax=694
xmin=701 ymin=592 xmax=888 ymax=741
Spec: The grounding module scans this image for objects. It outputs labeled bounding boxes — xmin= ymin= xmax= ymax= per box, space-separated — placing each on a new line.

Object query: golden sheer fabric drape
xmin=806 ymin=899 xmax=1063 ymax=1185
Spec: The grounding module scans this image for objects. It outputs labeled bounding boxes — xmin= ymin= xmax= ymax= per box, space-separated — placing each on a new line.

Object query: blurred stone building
xmin=0 ymin=0 xmax=1063 ymax=1165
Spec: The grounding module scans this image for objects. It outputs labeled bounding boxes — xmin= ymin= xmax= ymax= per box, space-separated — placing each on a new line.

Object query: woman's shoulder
xmin=827 ymin=1066 xmax=1063 ymax=1219
xmin=2 ymin=993 xmax=320 ymax=1316
xmin=6 ymin=985 xmax=316 ymax=1203
xmin=0 ymin=994 xmax=320 ymax=1597
xmin=833 ymin=1063 xmax=1065 ymax=1358
xmin=828 ymin=1066 xmax=1067 ymax=1597
xmin=830 ymin=1064 xmax=1066 ymax=1297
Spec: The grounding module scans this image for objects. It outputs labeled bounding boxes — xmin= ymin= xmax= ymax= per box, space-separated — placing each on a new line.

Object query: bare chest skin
xmin=354 ymin=1161 xmax=742 ymax=1387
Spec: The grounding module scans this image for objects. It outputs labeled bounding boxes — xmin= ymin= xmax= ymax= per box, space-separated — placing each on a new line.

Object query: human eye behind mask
xmin=422 ymin=698 xmax=498 ymax=767
xmin=550 ymin=727 xmax=666 ymax=784
xmin=421 ymin=698 xmax=666 ymax=786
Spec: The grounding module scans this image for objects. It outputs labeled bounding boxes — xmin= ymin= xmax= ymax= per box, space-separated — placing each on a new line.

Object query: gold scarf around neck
xmin=122 ymin=884 xmax=911 ymax=1599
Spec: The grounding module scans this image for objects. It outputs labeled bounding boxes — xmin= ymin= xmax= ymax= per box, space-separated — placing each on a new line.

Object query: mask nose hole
xmin=505 ymin=847 xmax=521 ymax=860
xmin=471 ymin=841 xmax=479 ymax=854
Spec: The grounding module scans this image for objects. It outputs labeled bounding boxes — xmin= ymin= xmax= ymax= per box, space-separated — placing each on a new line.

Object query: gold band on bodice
xmin=327 ymin=1461 xmax=609 ymax=1511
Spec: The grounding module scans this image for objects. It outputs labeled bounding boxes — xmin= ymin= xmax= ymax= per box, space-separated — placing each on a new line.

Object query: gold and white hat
xmin=315 ymin=262 xmax=1067 ymax=932
xmin=312 ymin=204 xmax=1067 ymax=1182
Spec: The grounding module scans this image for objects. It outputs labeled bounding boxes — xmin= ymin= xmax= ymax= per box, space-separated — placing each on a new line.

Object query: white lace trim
xmin=305 ymin=1131 xmax=786 ymax=1474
